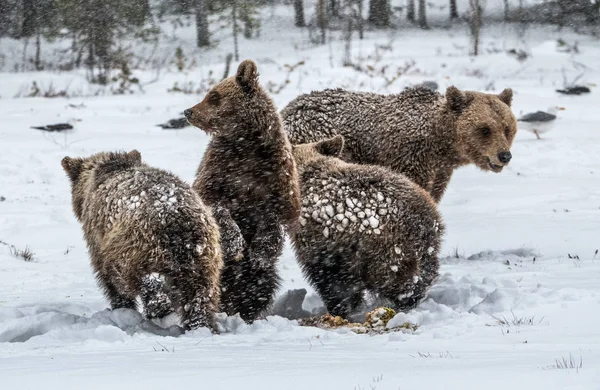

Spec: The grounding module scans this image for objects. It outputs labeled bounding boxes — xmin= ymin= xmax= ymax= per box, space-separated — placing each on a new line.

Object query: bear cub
xmin=290 ymin=136 xmax=444 ymax=318
xmin=61 ymin=150 xmax=223 ymax=332
xmin=185 ymin=59 xmax=301 ymax=322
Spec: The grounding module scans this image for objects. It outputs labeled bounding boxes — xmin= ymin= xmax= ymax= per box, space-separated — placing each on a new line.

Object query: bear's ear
xmin=445 ymin=86 xmax=473 ymax=114
xmin=127 ymin=149 xmax=142 ymax=163
xmin=315 ymin=135 xmax=344 ymax=157
xmin=61 ymin=156 xmax=84 ymax=182
xmin=236 ymin=59 xmax=259 ymax=94
xmin=497 ymin=88 xmax=513 ymax=107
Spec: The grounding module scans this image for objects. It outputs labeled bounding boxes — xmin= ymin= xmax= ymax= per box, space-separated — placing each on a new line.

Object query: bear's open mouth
xmin=488 ymin=159 xmax=504 ymax=171
xmin=188 ymin=119 xmax=213 ymax=134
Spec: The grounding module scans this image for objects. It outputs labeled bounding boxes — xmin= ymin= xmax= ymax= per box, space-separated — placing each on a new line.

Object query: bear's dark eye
xmin=479 ymin=126 xmax=491 ymax=137
xmin=504 ymin=126 xmax=511 ymax=138
xmin=208 ymin=91 xmax=220 ymax=105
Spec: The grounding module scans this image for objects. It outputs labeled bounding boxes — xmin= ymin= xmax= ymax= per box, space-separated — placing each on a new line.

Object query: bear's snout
xmin=498 ymin=151 xmax=512 ymax=164
xmin=184 ymin=109 xmax=193 ymax=119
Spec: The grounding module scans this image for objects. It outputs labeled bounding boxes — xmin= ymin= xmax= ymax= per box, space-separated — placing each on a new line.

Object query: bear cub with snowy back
xmin=61 ymin=150 xmax=223 ymax=332
xmin=290 ymin=136 xmax=445 ymax=318
xmin=185 ymin=59 xmax=301 ymax=322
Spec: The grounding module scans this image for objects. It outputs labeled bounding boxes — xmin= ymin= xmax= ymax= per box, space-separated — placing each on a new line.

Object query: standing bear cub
xmin=290 ymin=136 xmax=444 ymax=318
xmin=185 ymin=59 xmax=301 ymax=322
xmin=281 ymin=86 xmax=517 ymax=202
xmin=61 ymin=150 xmax=223 ymax=332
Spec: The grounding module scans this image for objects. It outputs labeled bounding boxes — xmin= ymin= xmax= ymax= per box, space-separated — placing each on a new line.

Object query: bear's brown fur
xmin=186 ymin=59 xmax=301 ymax=322
xmin=281 ymin=86 xmax=517 ymax=202
xmin=61 ymin=150 xmax=223 ymax=332
xmin=290 ymin=136 xmax=444 ymax=318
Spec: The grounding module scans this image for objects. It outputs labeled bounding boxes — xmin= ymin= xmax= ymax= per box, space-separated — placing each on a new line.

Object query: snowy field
xmin=1 ymin=3 xmax=600 ymax=389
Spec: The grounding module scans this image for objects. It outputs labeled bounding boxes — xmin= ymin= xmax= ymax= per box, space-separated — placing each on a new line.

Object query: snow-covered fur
xmin=211 ymin=204 xmax=245 ymax=264
xmin=187 ymin=59 xmax=301 ymax=322
xmin=61 ymin=150 xmax=223 ymax=332
xmin=290 ymin=136 xmax=444 ymax=318
xmin=281 ymin=86 xmax=517 ymax=202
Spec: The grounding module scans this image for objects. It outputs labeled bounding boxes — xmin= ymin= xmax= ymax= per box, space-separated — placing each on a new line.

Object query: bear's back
xmin=297 ymin=160 xmax=440 ymax=241
xmin=283 ymin=87 xmax=446 ymax=166
xmin=87 ymin=166 xmax=210 ymax=242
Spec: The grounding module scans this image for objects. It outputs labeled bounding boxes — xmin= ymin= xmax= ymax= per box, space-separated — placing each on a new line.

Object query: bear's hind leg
xmin=226 ymin=216 xmax=283 ymax=322
xmin=172 ymin=260 xmax=221 ymax=332
xmin=242 ymin=263 xmax=281 ymax=322
xmin=303 ymin=253 xmax=364 ymax=319
xmin=97 ymin=273 xmax=138 ymax=311
xmin=140 ymin=273 xmax=174 ymax=319
xmin=220 ymin=251 xmax=282 ymax=322
xmin=314 ymin=275 xmax=364 ymax=319
xmin=179 ymin=283 xmax=220 ymax=332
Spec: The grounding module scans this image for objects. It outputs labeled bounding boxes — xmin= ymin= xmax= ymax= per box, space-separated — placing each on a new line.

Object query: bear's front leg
xmin=93 ymin=248 xmax=138 ymax=311
xmin=212 ymin=203 xmax=246 ymax=263
xmin=247 ymin=214 xmax=284 ymax=269
xmin=430 ymin=166 xmax=454 ymax=203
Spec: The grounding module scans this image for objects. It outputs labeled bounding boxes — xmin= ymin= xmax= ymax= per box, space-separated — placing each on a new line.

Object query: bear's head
xmin=61 ymin=150 xmax=142 ymax=220
xmin=185 ymin=59 xmax=272 ymax=135
xmin=445 ymin=86 xmax=517 ymax=173
xmin=291 ymin=135 xmax=345 ymax=173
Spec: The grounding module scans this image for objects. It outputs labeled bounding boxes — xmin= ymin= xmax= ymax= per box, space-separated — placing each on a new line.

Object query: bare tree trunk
xmin=294 ymin=0 xmax=305 ymax=27
xmin=407 ymin=0 xmax=415 ymax=22
xmin=72 ymin=33 xmax=83 ymax=69
xmin=35 ymin=28 xmax=42 ymax=70
xmin=21 ymin=37 xmax=29 ymax=72
xmin=195 ymin=0 xmax=209 ymax=47
xmin=503 ymin=0 xmax=509 ymax=21
xmin=232 ymin=0 xmax=239 ymax=60
xmin=418 ymin=0 xmax=428 ymax=29
xmin=357 ymin=0 xmax=364 ymax=39
xmin=469 ymin=0 xmax=481 ymax=56
xmin=368 ymin=0 xmax=390 ymax=27
xmin=343 ymin=15 xmax=353 ymax=66
xmin=450 ymin=0 xmax=458 ymax=19
xmin=222 ymin=53 xmax=233 ymax=80
xmin=317 ymin=0 xmax=326 ymax=44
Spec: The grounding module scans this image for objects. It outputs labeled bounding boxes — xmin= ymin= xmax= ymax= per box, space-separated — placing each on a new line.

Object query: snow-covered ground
xmin=1 ymin=3 xmax=600 ymax=389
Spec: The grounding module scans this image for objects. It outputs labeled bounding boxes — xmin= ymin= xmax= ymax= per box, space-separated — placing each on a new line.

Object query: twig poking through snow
xmin=545 ymin=354 xmax=582 ymax=372
xmin=0 ymin=240 xmax=35 ymax=262
xmin=153 ymin=341 xmax=174 ymax=353
xmin=487 ymin=310 xmax=546 ymax=327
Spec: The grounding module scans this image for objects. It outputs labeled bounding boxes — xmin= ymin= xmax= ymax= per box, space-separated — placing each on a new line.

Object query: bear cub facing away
xmin=61 ymin=150 xmax=223 ymax=332
xmin=281 ymin=86 xmax=517 ymax=203
xmin=185 ymin=59 xmax=301 ymax=322
xmin=290 ymin=136 xmax=445 ymax=318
